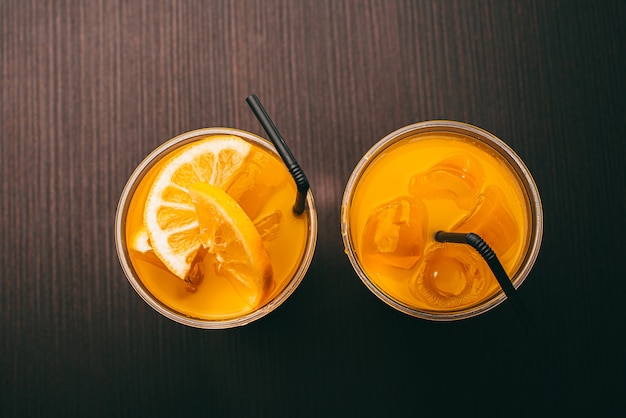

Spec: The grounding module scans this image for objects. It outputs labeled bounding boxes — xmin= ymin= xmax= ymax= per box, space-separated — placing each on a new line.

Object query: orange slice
xmin=129 ymin=225 xmax=152 ymax=254
xmin=189 ymin=182 xmax=273 ymax=305
xmin=144 ymin=136 xmax=252 ymax=279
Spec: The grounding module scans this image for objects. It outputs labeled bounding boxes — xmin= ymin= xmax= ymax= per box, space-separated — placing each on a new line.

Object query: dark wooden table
xmin=2 ymin=1 xmax=625 ymax=416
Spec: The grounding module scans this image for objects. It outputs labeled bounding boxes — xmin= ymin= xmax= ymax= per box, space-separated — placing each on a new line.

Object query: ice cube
xmin=411 ymin=244 xmax=488 ymax=308
xmin=409 ymin=153 xmax=485 ymax=210
xmin=227 ymin=150 xmax=290 ymax=219
xmin=361 ymin=197 xmax=428 ymax=269
xmin=452 ymin=185 xmax=518 ymax=258
xmin=253 ymin=210 xmax=282 ymax=241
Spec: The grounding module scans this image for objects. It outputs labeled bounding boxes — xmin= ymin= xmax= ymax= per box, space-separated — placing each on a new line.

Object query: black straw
xmin=246 ymin=94 xmax=309 ymax=215
xmin=435 ymin=231 xmax=535 ymax=329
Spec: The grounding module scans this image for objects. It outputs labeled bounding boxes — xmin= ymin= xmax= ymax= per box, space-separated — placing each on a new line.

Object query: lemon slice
xmin=129 ymin=225 xmax=152 ymax=254
xmin=144 ymin=136 xmax=252 ymax=279
xmin=189 ymin=182 xmax=273 ymax=305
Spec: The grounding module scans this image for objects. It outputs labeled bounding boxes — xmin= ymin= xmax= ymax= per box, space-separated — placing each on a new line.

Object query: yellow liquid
xmin=125 ymin=136 xmax=310 ymax=320
xmin=348 ymin=132 xmax=531 ymax=312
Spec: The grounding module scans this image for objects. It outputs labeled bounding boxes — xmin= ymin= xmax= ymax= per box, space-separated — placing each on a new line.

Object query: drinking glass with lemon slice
xmin=115 ymin=128 xmax=317 ymax=328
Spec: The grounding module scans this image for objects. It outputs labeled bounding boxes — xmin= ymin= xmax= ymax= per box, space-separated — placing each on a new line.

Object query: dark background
xmin=2 ymin=1 xmax=625 ymax=416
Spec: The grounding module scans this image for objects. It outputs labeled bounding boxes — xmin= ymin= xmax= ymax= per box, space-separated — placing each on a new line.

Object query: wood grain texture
xmin=2 ymin=0 xmax=625 ymax=416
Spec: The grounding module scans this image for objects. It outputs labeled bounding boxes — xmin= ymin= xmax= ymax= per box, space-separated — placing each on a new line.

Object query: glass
xmin=341 ymin=121 xmax=543 ymax=321
xmin=115 ymin=128 xmax=317 ymax=328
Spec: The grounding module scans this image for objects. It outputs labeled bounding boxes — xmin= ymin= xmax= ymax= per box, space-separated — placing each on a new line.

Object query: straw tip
xmin=293 ymin=191 xmax=307 ymax=215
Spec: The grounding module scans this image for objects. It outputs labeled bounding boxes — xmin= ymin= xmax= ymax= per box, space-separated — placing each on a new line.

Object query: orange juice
xmin=115 ymin=128 xmax=317 ymax=328
xmin=341 ymin=121 xmax=542 ymax=320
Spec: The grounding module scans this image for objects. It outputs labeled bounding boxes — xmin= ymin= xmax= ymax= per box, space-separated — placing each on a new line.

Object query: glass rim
xmin=115 ymin=127 xmax=318 ymax=329
xmin=340 ymin=120 xmax=543 ymax=321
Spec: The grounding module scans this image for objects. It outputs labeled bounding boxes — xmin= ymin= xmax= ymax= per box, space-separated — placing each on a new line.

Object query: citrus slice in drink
xmin=143 ymin=136 xmax=252 ymax=279
xmin=189 ymin=182 xmax=273 ymax=306
xmin=129 ymin=225 xmax=152 ymax=254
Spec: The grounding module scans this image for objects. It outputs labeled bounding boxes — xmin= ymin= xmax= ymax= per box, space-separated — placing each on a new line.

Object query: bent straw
xmin=246 ymin=94 xmax=309 ymax=215
xmin=435 ymin=231 xmax=535 ymax=329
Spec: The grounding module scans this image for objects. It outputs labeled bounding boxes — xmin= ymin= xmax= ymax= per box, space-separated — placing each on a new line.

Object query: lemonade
xmin=341 ymin=121 xmax=542 ymax=320
xmin=116 ymin=128 xmax=317 ymax=328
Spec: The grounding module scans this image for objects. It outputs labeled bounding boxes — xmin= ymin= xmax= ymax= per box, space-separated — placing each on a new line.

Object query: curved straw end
xmin=290 ymin=165 xmax=309 ymax=215
xmin=245 ymin=94 xmax=309 ymax=215
xmin=434 ymin=231 xmax=535 ymax=329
